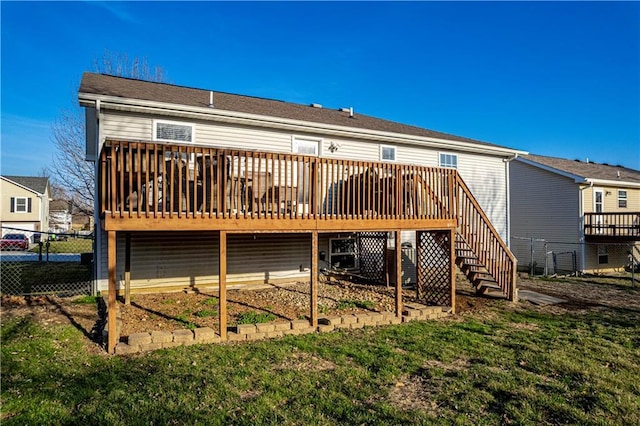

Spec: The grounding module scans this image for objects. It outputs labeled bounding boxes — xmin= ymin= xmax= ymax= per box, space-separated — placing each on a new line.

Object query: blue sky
xmin=2 ymin=1 xmax=639 ymax=176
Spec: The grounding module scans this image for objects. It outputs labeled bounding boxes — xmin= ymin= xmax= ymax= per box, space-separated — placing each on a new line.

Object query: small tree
xmin=48 ymin=51 xmax=167 ymax=215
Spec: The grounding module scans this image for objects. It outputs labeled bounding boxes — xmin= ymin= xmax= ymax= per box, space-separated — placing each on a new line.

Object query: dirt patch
xmin=2 ymin=272 xmax=637 ymax=349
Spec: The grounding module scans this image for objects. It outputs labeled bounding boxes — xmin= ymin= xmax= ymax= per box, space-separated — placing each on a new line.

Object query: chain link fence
xmin=1 ymin=226 xmax=94 ymax=296
xmin=511 ymin=236 xmax=638 ymax=278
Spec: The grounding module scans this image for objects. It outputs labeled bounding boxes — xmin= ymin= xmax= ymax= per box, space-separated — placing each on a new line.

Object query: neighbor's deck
xmin=99 ymin=139 xmax=460 ymax=232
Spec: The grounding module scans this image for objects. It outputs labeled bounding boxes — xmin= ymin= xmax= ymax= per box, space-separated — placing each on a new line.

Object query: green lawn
xmin=2 ymin=301 xmax=639 ymax=425
xmin=29 ymin=238 xmax=93 ymax=254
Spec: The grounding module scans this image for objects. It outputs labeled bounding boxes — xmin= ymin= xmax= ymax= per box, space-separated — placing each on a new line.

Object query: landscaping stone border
xmin=103 ymin=299 xmax=451 ymax=355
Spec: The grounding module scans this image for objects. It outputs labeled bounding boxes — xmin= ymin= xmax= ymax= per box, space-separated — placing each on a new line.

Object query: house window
xmin=329 ymin=238 xmax=357 ymax=269
xmin=597 ymin=245 xmax=608 ymax=265
xmin=153 ymin=120 xmax=194 ymax=143
xmin=11 ymin=197 xmax=30 ymax=213
xmin=618 ymin=190 xmax=627 ymax=208
xmin=293 ymin=137 xmax=320 ymax=156
xmin=380 ymin=145 xmax=396 ymax=162
xmin=439 ymin=153 xmax=458 ymax=169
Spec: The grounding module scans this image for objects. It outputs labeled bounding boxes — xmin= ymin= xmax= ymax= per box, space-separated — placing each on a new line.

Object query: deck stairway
xmin=454 ymin=178 xmax=517 ymax=300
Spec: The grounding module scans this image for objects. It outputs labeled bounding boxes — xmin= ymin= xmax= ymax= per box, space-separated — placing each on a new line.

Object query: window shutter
xmin=28 ymin=198 xmax=32 ymax=213
xmin=10 ymin=197 xmax=15 ymax=212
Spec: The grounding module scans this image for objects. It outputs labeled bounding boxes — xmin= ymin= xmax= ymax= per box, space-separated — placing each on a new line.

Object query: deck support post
xmin=107 ymin=230 xmax=117 ymax=354
xmin=395 ymin=230 xmax=403 ymax=317
xmin=449 ymin=228 xmax=456 ymax=314
xmin=124 ymin=232 xmax=131 ymax=306
xmin=310 ymin=231 xmax=318 ymax=328
xmin=219 ymin=231 xmax=227 ymax=340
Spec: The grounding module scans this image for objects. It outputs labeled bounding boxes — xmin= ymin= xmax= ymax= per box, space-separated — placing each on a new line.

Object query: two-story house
xmin=510 ymin=154 xmax=640 ymax=274
xmin=79 ymin=72 xmax=524 ymax=352
xmin=0 ymin=175 xmax=50 ymax=240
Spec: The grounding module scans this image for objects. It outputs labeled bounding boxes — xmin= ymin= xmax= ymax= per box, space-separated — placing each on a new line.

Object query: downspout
xmin=578 ymin=181 xmax=592 ymax=274
xmin=503 ymin=154 xmax=519 ymax=248
xmin=93 ymin=99 xmax=102 ymax=296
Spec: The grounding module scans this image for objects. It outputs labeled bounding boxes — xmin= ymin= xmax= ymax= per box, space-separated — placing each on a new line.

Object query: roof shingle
xmin=79 ymin=72 xmax=517 ymax=151
xmin=522 ymin=154 xmax=640 ymax=184
xmin=2 ymin=176 xmax=49 ymax=194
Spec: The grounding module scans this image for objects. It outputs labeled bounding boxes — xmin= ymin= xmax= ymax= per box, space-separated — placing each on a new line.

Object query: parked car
xmin=0 ymin=233 xmax=30 ymax=251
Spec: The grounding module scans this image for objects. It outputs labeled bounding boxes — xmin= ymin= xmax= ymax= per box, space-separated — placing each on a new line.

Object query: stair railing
xmin=455 ymin=175 xmax=517 ymax=300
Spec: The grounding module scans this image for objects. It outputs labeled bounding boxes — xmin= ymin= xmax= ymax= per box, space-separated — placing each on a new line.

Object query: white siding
xmin=101 ymin=110 xmax=509 ymax=237
xmin=95 ymin=109 xmax=512 ymax=291
xmin=510 ymin=160 xmax=581 ymax=273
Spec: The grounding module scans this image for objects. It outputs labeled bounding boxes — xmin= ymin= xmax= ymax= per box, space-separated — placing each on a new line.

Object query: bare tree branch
xmin=49 ymin=52 xmax=167 ymax=217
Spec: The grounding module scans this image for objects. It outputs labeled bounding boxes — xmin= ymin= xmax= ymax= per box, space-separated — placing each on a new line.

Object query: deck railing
xmin=584 ymin=212 xmax=640 ymax=239
xmin=456 ymin=178 xmax=517 ymax=300
xmin=99 ymin=140 xmax=458 ymax=223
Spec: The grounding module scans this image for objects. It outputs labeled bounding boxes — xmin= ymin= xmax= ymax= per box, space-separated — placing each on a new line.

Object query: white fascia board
xmin=79 ymin=93 xmax=527 ymax=158
xmin=515 ymin=157 xmax=587 ymax=183
xmin=0 ymin=176 xmax=44 ymax=196
xmin=585 ymin=178 xmax=640 ymax=188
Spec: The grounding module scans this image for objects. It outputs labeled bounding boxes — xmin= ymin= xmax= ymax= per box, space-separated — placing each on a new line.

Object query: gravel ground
xmin=2 ymin=272 xmax=637 ymax=350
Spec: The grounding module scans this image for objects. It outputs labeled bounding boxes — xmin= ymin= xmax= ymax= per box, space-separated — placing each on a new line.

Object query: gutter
xmin=79 ymin=93 xmax=527 ymax=158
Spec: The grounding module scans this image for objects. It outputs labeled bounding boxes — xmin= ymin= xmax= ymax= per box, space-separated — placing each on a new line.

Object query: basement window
xmin=618 ymin=190 xmax=627 ymax=208
xmin=154 ymin=120 xmax=194 ymax=143
xmin=597 ymin=245 xmax=609 ymax=265
xmin=329 ymin=238 xmax=357 ymax=270
xmin=439 ymin=153 xmax=458 ymax=169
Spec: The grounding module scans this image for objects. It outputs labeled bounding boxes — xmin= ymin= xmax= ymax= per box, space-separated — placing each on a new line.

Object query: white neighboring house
xmin=0 ymin=175 xmax=51 ymax=241
xmin=49 ymin=199 xmax=73 ymax=233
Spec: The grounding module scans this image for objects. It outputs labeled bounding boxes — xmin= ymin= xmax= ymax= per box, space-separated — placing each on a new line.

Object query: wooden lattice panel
xmin=357 ymin=232 xmax=387 ymax=284
xmin=416 ymin=230 xmax=452 ymax=306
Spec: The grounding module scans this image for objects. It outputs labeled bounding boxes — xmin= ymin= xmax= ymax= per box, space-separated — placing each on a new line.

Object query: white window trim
xmin=618 ymin=190 xmax=628 ymax=208
xmin=14 ymin=196 xmax=28 ymax=213
xmin=380 ymin=145 xmax=396 ymax=162
xmin=153 ymin=119 xmax=195 ymax=143
xmin=439 ymin=152 xmax=458 ymax=169
xmin=292 ymin=136 xmax=322 ymax=156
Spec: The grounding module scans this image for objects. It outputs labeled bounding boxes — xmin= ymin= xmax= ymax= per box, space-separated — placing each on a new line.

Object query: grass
xmin=194 ymin=309 xmax=217 ymax=318
xmin=336 ymin=299 xmax=375 ymax=310
xmin=236 ymin=311 xmax=277 ymax=324
xmin=202 ymin=297 xmax=218 ymax=306
xmin=72 ymin=295 xmax=99 ymax=304
xmin=28 ymin=238 xmax=93 ymax=254
xmin=2 ymin=300 xmax=639 ymax=424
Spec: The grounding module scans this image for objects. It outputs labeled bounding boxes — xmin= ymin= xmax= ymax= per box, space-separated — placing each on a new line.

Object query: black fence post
xmin=38 ymin=241 xmax=43 ymax=262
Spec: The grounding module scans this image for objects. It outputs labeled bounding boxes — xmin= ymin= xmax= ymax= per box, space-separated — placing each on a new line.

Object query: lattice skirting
xmin=416 ymin=230 xmax=452 ymax=306
xmin=357 ymin=232 xmax=388 ymax=284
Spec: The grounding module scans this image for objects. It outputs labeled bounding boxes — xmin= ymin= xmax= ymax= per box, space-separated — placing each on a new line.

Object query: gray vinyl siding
xmin=510 ymin=160 xmax=581 ymax=273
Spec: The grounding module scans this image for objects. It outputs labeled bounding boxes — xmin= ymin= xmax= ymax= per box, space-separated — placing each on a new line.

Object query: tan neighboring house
xmin=510 ymin=154 xmax=640 ymax=274
xmin=0 ymin=176 xmax=51 ymax=240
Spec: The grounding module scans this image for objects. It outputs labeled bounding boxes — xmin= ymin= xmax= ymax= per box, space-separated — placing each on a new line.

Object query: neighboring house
xmin=49 ymin=199 xmax=73 ymax=233
xmin=79 ymin=73 xmax=524 ymax=352
xmin=0 ymin=175 xmax=50 ymax=240
xmin=510 ymin=154 xmax=640 ymax=274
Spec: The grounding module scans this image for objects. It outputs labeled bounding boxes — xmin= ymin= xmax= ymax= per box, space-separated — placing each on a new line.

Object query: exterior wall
xmin=584 ymin=242 xmax=638 ymax=273
xmin=94 ymin=109 xmax=512 ymax=293
xmin=510 ymin=160 xmax=581 ymax=273
xmin=96 ymin=230 xmax=355 ymax=293
xmin=583 ymin=185 xmax=640 ymax=213
xmin=0 ymin=179 xmax=48 ymax=233
xmin=100 ymin=110 xmax=509 ymax=238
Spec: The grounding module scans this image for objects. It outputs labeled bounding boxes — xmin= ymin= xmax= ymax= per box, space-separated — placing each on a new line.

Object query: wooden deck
xmin=584 ymin=212 xmax=640 ymax=242
xmin=99 ymin=140 xmax=459 ymax=231
xmin=99 ymin=139 xmax=517 ymax=353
